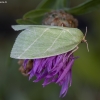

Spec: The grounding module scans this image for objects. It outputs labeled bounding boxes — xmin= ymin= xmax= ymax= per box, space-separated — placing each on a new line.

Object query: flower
xmin=43 ymin=10 xmax=78 ymax=28
xmin=19 ymin=52 xmax=77 ymax=97
xmin=18 ymin=10 xmax=78 ymax=97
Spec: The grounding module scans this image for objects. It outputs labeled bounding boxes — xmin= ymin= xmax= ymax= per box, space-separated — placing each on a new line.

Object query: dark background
xmin=0 ymin=0 xmax=100 ymax=100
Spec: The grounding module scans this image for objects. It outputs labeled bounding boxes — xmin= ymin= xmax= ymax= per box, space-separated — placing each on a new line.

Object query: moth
xmin=10 ymin=25 xmax=89 ymax=59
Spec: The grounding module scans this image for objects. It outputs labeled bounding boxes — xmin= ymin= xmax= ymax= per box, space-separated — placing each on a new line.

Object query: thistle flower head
xmin=20 ymin=52 xmax=76 ymax=97
xmin=43 ymin=10 xmax=78 ymax=27
xmin=18 ymin=10 xmax=78 ymax=97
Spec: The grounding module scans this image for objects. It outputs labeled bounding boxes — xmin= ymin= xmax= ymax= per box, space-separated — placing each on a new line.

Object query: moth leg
xmin=67 ymin=46 xmax=79 ymax=60
xmin=71 ymin=46 xmax=79 ymax=54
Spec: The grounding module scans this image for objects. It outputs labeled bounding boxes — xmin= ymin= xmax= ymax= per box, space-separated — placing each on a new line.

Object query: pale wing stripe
xmin=65 ymin=29 xmax=73 ymax=37
xmin=44 ymin=30 xmax=65 ymax=53
xmin=18 ymin=28 xmax=49 ymax=58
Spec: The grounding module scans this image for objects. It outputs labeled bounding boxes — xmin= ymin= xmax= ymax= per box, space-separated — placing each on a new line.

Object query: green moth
xmin=10 ymin=25 xmax=88 ymax=59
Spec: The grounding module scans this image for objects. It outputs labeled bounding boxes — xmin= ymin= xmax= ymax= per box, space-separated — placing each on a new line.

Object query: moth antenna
xmin=85 ymin=40 xmax=89 ymax=52
xmin=83 ymin=26 xmax=89 ymax=52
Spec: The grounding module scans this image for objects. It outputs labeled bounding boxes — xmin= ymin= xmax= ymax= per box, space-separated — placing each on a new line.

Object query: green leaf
xmin=65 ymin=0 xmax=100 ymax=15
xmin=11 ymin=25 xmax=84 ymax=59
xmin=37 ymin=0 xmax=69 ymax=9
xmin=53 ymin=0 xmax=65 ymax=9
xmin=54 ymin=0 xmax=70 ymax=8
xmin=16 ymin=16 xmax=44 ymax=25
xmin=16 ymin=19 xmax=37 ymax=25
xmin=63 ymin=0 xmax=70 ymax=8
xmin=37 ymin=0 xmax=56 ymax=9
xmin=23 ymin=9 xmax=51 ymax=19
xmin=16 ymin=0 xmax=70 ymax=25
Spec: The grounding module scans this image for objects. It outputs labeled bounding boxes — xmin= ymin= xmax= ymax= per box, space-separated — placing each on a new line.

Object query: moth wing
xmin=10 ymin=25 xmax=83 ymax=59
xmin=12 ymin=25 xmax=33 ymax=31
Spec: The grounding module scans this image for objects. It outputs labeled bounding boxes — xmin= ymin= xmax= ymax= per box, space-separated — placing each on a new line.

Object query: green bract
xmin=11 ymin=25 xmax=84 ymax=59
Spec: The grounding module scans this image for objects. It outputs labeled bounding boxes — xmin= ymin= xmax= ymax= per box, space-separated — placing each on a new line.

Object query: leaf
xmin=65 ymin=0 xmax=100 ymax=15
xmin=16 ymin=19 xmax=37 ymax=25
xmin=23 ymin=9 xmax=51 ymax=19
xmin=37 ymin=0 xmax=57 ymax=9
xmin=20 ymin=0 xmax=69 ymax=25
xmin=16 ymin=16 xmax=44 ymax=25
xmin=63 ymin=0 xmax=70 ymax=8
xmin=37 ymin=0 xmax=70 ymax=9
xmin=11 ymin=25 xmax=84 ymax=59
xmin=54 ymin=0 xmax=68 ymax=9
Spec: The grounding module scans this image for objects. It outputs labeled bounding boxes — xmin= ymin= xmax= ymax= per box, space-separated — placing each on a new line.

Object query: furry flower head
xmin=19 ymin=52 xmax=76 ymax=97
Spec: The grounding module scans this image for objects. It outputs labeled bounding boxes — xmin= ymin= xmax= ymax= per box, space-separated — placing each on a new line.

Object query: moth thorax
xmin=42 ymin=10 xmax=78 ymax=28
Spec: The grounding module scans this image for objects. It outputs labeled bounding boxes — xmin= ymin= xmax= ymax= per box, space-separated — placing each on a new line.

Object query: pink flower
xmin=23 ymin=52 xmax=77 ymax=97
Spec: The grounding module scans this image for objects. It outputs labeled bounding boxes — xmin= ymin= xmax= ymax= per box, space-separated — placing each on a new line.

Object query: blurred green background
xmin=0 ymin=0 xmax=100 ymax=100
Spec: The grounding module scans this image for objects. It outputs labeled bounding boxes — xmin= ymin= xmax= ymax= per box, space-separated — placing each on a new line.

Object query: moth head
xmin=82 ymin=27 xmax=89 ymax=52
